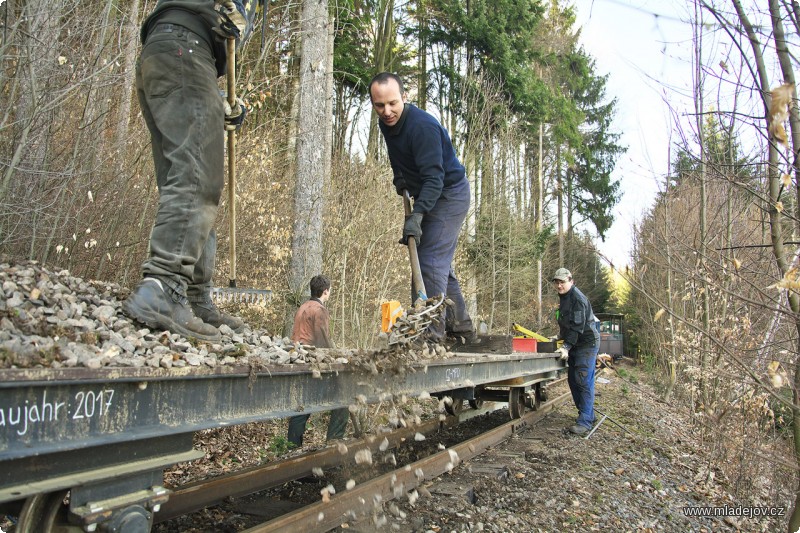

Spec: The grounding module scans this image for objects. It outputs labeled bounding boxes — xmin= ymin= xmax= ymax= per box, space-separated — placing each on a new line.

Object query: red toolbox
xmin=511 ymin=337 xmax=537 ymax=353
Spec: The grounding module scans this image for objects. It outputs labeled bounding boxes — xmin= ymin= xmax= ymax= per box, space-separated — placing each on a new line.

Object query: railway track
xmin=154 ymin=388 xmax=571 ymax=532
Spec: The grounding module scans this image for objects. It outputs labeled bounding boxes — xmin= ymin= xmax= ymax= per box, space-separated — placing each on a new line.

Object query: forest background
xmin=1 ymin=0 xmax=799 ymax=530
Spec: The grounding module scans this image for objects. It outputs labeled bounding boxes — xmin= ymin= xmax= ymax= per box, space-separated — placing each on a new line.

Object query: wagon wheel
xmin=532 ymin=383 xmax=544 ymax=411
xmin=508 ymin=387 xmax=527 ymax=419
xmin=16 ymin=490 xmax=74 ymax=533
xmin=468 ymin=398 xmax=484 ymax=409
xmin=444 ymin=396 xmax=465 ymax=416
xmin=469 ymin=386 xmax=485 ymax=409
xmin=537 ymin=383 xmax=549 ymax=403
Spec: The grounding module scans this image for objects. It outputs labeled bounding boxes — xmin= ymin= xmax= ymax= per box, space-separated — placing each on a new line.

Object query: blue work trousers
xmin=567 ymin=344 xmax=597 ymax=429
xmin=415 ymin=178 xmax=473 ymax=340
xmin=135 ymin=23 xmax=224 ymax=303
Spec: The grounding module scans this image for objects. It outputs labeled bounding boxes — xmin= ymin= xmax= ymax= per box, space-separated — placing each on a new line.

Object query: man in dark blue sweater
xmin=369 ymin=72 xmax=474 ymax=343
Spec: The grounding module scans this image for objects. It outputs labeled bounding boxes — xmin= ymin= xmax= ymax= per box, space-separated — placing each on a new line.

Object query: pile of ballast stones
xmin=0 ymin=259 xmax=387 ymax=371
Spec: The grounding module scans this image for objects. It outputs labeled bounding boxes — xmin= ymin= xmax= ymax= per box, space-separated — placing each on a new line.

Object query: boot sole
xmin=194 ymin=315 xmax=245 ymax=333
xmin=123 ymin=298 xmax=221 ymax=343
xmin=568 ymin=425 xmax=590 ymax=436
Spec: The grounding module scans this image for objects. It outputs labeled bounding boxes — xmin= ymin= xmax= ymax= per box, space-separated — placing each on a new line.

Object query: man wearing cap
xmin=552 ymin=268 xmax=600 ymax=436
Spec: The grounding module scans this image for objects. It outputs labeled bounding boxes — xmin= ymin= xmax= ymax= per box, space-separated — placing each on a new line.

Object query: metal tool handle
xmin=226 ymin=39 xmax=237 ymax=288
xmin=402 ymin=190 xmax=427 ymax=302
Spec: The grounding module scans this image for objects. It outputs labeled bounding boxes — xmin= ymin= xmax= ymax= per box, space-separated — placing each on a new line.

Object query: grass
xmin=268 ymin=435 xmax=295 ymax=456
xmin=617 ymin=367 xmax=639 ymax=384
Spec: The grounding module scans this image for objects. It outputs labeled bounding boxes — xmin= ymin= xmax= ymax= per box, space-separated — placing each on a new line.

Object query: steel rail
xmin=157 ymin=400 xmax=504 ymax=521
xmin=242 ymin=391 xmax=572 ymax=533
xmin=155 ymin=414 xmax=462 ymax=522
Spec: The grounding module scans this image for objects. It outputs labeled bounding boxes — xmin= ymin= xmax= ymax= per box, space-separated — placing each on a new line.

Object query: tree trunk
xmin=694 ymin=1 xmax=711 ymax=412
xmin=115 ymin=0 xmax=141 ymax=154
xmin=566 ymin=165 xmax=573 ymax=237
xmin=663 ymin=157 xmax=677 ymax=400
xmin=769 ymin=0 xmax=800 ymax=235
xmin=769 ymin=5 xmax=800 ymax=526
xmin=537 ymin=124 xmax=543 ymax=325
xmin=286 ymin=0 xmax=331 ymax=334
xmin=556 ymin=144 xmax=564 ymax=265
xmin=367 ymin=0 xmax=395 ymax=160
xmin=417 ymin=0 xmax=427 ymax=110
xmin=1 ymin=0 xmax=61 ymax=252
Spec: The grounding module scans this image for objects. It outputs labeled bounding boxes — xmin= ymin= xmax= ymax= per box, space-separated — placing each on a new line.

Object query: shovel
xmin=403 ymin=190 xmax=427 ymax=304
xmin=212 ymin=39 xmax=271 ymax=305
xmin=383 ymin=191 xmax=445 ymax=345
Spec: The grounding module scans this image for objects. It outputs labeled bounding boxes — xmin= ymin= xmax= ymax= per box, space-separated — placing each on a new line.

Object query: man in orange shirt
xmin=287 ymin=275 xmax=350 ymax=447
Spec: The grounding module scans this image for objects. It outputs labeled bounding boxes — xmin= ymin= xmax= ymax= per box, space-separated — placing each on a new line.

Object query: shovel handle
xmin=402 ymin=190 xmax=427 ymax=301
xmin=226 ymin=39 xmax=237 ymax=288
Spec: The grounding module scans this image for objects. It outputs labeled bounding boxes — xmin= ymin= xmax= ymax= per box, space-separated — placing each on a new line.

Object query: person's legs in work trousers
xmin=185 ymin=230 xmax=245 ymax=330
xmin=287 ymin=414 xmax=311 ymax=447
xmin=136 ymin=24 xmax=224 ymax=302
xmin=567 ymin=354 xmax=580 ymax=410
xmin=445 ymin=267 xmax=474 ymax=335
xmin=416 ymin=179 xmax=471 ymax=341
xmin=567 ymin=344 xmax=597 ymax=428
xmin=186 ymin=228 xmax=217 ymax=303
xmin=325 ymin=408 xmax=350 ymax=442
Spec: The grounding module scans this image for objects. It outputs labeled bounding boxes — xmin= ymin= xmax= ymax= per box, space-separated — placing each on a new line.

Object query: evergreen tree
xmin=569 ymin=49 xmax=624 ymax=239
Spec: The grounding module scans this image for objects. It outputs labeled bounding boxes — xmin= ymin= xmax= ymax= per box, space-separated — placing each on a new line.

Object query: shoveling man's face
xmin=370 ymin=77 xmax=406 ymax=127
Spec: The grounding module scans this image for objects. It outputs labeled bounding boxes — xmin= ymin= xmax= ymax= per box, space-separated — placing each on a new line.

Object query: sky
xmin=571 ymin=0 xmax=695 ymax=268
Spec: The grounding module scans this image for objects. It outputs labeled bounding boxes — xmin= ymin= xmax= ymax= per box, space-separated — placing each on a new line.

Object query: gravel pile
xmin=0 ymin=259 xmax=446 ymax=372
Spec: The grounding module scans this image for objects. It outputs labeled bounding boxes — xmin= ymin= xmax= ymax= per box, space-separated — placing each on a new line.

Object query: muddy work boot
xmin=123 ymin=278 xmax=221 ymax=342
xmin=568 ymin=424 xmax=590 ymax=436
xmin=191 ymin=300 xmax=245 ymax=332
xmin=446 ymin=329 xmax=479 ymax=347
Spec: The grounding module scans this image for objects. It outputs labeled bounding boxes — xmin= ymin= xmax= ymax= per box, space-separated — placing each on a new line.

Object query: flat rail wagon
xmin=1 ymin=351 xmax=562 ymax=532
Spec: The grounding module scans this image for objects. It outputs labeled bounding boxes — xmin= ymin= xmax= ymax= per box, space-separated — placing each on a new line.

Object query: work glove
xmin=214 ymin=0 xmax=248 ymax=40
xmin=223 ymin=96 xmax=247 ymax=131
xmin=393 ymin=176 xmax=407 ymax=196
xmin=400 ymin=212 xmax=423 ymax=245
xmin=557 ymin=346 xmax=569 ymax=361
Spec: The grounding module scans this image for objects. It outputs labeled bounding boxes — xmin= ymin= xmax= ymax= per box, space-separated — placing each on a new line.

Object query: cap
xmin=552 ymin=268 xmax=572 ymax=282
